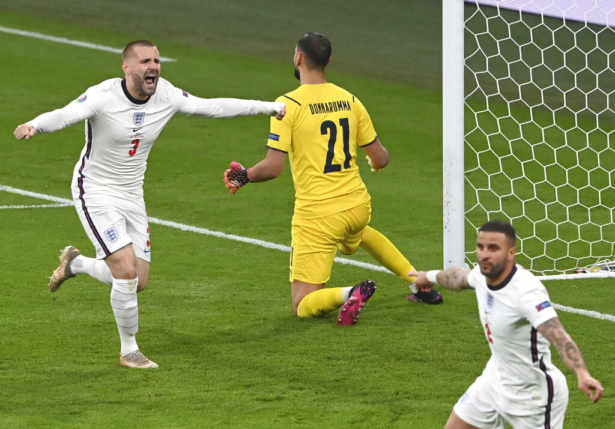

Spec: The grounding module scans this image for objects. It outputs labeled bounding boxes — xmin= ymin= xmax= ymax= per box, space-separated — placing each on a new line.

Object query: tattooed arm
xmin=412 ymin=267 xmax=473 ymax=292
xmin=537 ymin=317 xmax=603 ymax=404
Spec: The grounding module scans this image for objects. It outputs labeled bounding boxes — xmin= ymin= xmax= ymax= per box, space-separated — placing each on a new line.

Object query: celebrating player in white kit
xmin=411 ymin=220 xmax=603 ymax=429
xmin=13 ymin=40 xmax=286 ymax=369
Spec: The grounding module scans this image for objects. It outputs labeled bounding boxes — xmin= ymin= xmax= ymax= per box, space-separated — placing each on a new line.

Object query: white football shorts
xmin=72 ymin=187 xmax=151 ymax=262
xmin=453 ymin=371 xmax=568 ymax=429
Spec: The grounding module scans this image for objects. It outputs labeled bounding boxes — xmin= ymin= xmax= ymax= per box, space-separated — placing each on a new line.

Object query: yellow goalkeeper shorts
xmin=289 ymin=201 xmax=371 ymax=284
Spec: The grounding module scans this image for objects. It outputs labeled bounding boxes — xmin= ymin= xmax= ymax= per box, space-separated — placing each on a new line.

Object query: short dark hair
xmin=297 ymin=32 xmax=331 ymax=69
xmin=479 ymin=219 xmax=516 ymax=245
xmin=122 ymin=40 xmax=157 ymax=62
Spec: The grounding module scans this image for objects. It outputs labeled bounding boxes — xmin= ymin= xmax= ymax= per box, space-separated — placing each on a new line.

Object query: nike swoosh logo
xmin=144 ymin=249 xmax=151 ymax=253
xmin=133 ymin=128 xmax=142 ymax=132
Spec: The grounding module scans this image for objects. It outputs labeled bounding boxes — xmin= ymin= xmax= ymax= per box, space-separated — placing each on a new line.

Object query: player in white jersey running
xmin=411 ymin=220 xmax=603 ymax=429
xmin=13 ymin=40 xmax=286 ymax=369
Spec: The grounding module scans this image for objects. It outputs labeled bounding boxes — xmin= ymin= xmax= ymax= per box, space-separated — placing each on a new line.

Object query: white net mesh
xmin=463 ymin=1 xmax=615 ymax=275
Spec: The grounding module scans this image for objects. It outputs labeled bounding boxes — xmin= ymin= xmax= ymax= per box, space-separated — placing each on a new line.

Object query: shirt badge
xmin=269 ymin=133 xmax=280 ymax=141
xmin=76 ymin=94 xmax=87 ymax=103
xmin=133 ymin=112 xmax=146 ymax=126
xmin=484 ymin=293 xmax=494 ymax=314
xmin=182 ymin=90 xmax=189 ymax=97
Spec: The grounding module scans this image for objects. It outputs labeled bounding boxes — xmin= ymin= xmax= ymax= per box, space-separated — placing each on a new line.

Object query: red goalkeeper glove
xmin=224 ymin=161 xmax=253 ymax=194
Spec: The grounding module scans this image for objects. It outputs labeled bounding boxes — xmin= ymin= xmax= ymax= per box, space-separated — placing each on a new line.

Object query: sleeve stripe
xmin=266 ymin=145 xmax=288 ymax=154
xmin=361 ymin=136 xmax=378 ymax=147
xmin=282 ymin=95 xmax=301 ymax=106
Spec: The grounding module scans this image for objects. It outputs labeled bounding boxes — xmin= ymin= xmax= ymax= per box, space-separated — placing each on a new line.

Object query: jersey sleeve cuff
xmin=360 ymin=136 xmax=378 ymax=147
xmin=529 ymin=308 xmax=558 ymax=329
xmin=266 ymin=145 xmax=288 ymax=154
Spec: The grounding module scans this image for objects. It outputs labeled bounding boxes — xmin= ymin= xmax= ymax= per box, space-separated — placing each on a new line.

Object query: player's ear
xmin=295 ymin=49 xmax=306 ymax=67
xmin=122 ymin=62 xmax=130 ymax=75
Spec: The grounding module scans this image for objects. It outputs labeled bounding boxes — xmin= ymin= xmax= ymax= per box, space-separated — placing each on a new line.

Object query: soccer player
xmin=13 ymin=40 xmax=286 ymax=368
xmin=222 ymin=32 xmax=441 ymax=326
xmin=411 ymin=220 xmax=603 ymax=429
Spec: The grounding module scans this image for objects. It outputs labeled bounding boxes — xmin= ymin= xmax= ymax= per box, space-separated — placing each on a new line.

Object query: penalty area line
xmin=1 ymin=184 xmax=613 ymax=323
xmin=0 ymin=26 xmax=177 ymax=62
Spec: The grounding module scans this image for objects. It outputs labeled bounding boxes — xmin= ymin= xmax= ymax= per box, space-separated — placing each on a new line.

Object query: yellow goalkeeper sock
xmin=360 ymin=226 xmax=418 ymax=290
xmin=297 ymin=288 xmax=345 ymax=318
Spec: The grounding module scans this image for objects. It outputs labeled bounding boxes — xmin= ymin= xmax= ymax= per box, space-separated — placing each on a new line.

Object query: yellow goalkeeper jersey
xmin=267 ymin=83 xmax=377 ymax=219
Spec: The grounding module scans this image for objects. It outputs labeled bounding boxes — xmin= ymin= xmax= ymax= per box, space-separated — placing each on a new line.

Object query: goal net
xmin=443 ymin=0 xmax=615 ymax=278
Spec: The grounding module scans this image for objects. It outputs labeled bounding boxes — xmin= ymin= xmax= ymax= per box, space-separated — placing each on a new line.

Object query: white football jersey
xmin=27 ymin=78 xmax=277 ymax=197
xmin=467 ymin=264 xmax=563 ymax=406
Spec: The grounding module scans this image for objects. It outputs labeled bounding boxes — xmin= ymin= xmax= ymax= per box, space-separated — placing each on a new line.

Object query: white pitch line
xmin=0 ymin=184 xmax=389 ymax=274
xmin=0 ymin=203 xmax=72 ymax=210
xmin=553 ymin=304 xmax=615 ymax=323
xmin=0 ymin=185 xmax=72 ymax=204
xmin=0 ymin=26 xmax=177 ymax=62
xmin=1 ymin=184 xmax=613 ymax=322
xmin=149 ymin=217 xmax=391 ymax=274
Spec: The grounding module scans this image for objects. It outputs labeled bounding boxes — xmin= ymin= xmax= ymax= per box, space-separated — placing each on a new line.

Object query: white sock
xmin=341 ymin=286 xmax=353 ymax=303
xmin=406 ymin=270 xmax=418 ymax=293
xmin=111 ymin=278 xmax=139 ymax=356
xmin=71 ymin=255 xmax=113 ymax=286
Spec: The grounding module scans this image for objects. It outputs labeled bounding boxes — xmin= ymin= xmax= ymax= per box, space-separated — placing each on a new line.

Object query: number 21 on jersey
xmin=322 ymin=118 xmax=352 ymax=173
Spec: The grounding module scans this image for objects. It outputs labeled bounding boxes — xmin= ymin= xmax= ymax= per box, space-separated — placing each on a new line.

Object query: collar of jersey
xmin=486 ymin=265 xmax=517 ymax=291
xmin=121 ymin=79 xmax=151 ymax=105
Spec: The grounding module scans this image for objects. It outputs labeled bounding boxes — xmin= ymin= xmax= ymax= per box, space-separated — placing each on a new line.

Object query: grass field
xmin=0 ymin=2 xmax=614 ymax=428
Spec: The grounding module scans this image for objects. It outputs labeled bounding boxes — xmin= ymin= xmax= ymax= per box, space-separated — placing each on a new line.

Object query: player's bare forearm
xmin=537 ymin=318 xmax=587 ymax=374
xmin=436 ymin=267 xmax=472 ymax=291
xmin=248 ymin=149 xmax=287 ymax=182
xmin=413 ymin=267 xmax=472 ymax=292
xmin=362 ymin=139 xmax=388 ymax=171
xmin=537 ymin=317 xmax=604 ymax=403
xmin=248 ymin=160 xmax=279 ymax=182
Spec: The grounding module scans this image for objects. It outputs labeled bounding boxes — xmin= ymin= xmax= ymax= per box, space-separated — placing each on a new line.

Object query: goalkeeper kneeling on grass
xmin=223 ymin=32 xmax=442 ymax=325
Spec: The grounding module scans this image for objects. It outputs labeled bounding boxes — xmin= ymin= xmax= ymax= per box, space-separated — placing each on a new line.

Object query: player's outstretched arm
xmin=188 ymin=97 xmax=286 ymax=120
xmin=537 ymin=317 xmax=603 ymax=404
xmin=14 ymin=124 xmax=36 ymax=140
xmin=413 ymin=267 xmax=472 ymax=292
xmin=362 ymin=139 xmax=389 ymax=172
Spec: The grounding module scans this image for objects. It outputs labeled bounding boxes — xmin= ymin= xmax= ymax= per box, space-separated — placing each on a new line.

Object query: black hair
xmin=479 ymin=219 xmax=516 ymax=245
xmin=297 ymin=32 xmax=331 ymax=69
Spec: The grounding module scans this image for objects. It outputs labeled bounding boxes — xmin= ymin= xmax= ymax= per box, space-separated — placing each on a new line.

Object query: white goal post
xmin=443 ymin=0 xmax=615 ymax=279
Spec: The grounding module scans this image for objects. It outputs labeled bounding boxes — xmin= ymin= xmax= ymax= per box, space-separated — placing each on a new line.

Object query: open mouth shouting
xmin=144 ymin=74 xmax=158 ymax=90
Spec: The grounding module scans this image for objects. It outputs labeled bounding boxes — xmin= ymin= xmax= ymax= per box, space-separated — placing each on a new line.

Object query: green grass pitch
xmin=0 ymin=2 xmax=613 ymax=428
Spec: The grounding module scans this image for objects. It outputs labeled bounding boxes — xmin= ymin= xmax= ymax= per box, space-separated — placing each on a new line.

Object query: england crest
xmin=133 ymin=112 xmax=146 ymax=126
xmin=104 ymin=226 xmax=119 ymax=242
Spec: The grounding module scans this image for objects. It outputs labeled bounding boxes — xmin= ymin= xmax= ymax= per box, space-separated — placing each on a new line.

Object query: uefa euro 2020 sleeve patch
xmin=535 ymin=300 xmax=552 ymax=312
xmin=269 ymin=133 xmax=280 ymax=141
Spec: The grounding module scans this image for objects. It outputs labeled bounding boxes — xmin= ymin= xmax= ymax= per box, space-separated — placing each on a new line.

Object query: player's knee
xmin=114 ymin=264 xmax=138 ymax=280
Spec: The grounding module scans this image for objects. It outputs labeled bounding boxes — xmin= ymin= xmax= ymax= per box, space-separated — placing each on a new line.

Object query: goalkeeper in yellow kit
xmin=224 ymin=32 xmax=442 ymax=325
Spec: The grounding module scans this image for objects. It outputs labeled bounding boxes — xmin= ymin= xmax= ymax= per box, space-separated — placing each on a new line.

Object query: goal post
xmin=443 ymin=0 xmax=615 ymax=278
xmin=443 ymin=0 xmax=467 ymax=270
